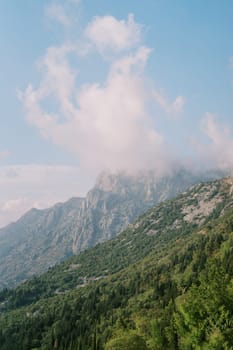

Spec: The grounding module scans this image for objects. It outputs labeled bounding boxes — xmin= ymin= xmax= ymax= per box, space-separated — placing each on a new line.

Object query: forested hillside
xmin=0 ymin=176 xmax=233 ymax=349
xmin=0 ymin=169 xmax=215 ymax=289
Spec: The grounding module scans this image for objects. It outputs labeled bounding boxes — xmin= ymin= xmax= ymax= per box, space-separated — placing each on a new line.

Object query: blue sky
xmin=0 ymin=0 xmax=233 ymax=226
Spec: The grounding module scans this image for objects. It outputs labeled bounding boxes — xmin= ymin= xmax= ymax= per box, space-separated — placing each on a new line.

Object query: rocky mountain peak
xmin=0 ymin=168 xmax=228 ymax=288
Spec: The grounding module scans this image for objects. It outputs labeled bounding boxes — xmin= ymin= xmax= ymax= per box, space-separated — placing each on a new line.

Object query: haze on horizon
xmin=1 ymin=0 xmax=233 ymax=227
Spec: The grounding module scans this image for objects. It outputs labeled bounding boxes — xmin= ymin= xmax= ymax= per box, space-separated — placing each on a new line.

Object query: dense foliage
xmin=0 ymin=179 xmax=233 ymax=349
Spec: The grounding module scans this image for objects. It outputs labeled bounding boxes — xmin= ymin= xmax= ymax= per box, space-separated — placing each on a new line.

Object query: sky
xmin=1 ymin=0 xmax=233 ymax=227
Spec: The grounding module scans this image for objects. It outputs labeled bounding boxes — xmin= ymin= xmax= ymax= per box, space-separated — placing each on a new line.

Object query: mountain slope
xmin=0 ymin=169 xmax=224 ymax=288
xmin=71 ymin=169 xmax=215 ymax=252
xmin=0 ymin=176 xmax=233 ymax=349
xmin=1 ymin=174 xmax=233 ymax=308
xmin=0 ymin=198 xmax=84 ymax=288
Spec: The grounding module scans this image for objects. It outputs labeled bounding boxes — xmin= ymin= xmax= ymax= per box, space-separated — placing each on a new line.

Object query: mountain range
xmin=0 ymin=168 xmax=223 ymax=289
xmin=0 ymin=174 xmax=233 ymax=349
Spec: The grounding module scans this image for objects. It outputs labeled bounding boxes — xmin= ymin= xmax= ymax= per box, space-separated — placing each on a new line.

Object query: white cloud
xmin=46 ymin=3 xmax=72 ymax=27
xmin=16 ymin=12 xmax=186 ymax=228
xmin=19 ymin=13 xmax=188 ymax=179
xmin=21 ymin=43 xmax=173 ymax=176
xmin=0 ymin=164 xmax=92 ymax=228
xmin=194 ymin=113 xmax=233 ymax=170
xmin=85 ymin=14 xmax=142 ymax=54
xmin=153 ymin=89 xmax=185 ymax=115
xmin=45 ymin=0 xmax=81 ymax=28
xmin=19 ymin=14 xmax=184 ymax=178
xmin=172 ymin=96 xmax=185 ymax=114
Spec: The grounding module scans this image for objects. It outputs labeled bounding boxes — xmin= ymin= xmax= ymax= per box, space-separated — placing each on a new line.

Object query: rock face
xmin=72 ymin=169 xmax=218 ymax=252
xmin=0 ymin=169 xmax=224 ymax=288
xmin=0 ymin=198 xmax=84 ymax=288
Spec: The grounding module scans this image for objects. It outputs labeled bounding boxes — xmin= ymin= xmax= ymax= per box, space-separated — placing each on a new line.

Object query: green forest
xmin=0 ymin=183 xmax=233 ymax=349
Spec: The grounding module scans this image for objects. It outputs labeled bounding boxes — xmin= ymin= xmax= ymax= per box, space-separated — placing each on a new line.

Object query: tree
xmin=105 ymin=332 xmax=148 ymax=350
xmin=175 ymin=259 xmax=233 ymax=349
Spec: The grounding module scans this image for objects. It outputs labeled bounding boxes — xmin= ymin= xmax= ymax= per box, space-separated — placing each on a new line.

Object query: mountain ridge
xmin=2 ymin=174 xmax=233 ymax=308
xmin=0 ymin=174 xmax=233 ymax=349
xmin=0 ymin=169 xmax=226 ymax=288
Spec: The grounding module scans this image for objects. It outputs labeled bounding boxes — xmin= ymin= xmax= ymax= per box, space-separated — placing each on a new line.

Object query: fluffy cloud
xmin=12 ymin=9 xmax=233 ymax=229
xmin=85 ymin=14 xmax=142 ymax=54
xmin=194 ymin=113 xmax=233 ymax=171
xmin=16 ymin=13 xmax=184 ymax=229
xmin=45 ymin=0 xmax=81 ymax=27
xmin=152 ymin=89 xmax=185 ymax=115
xmin=46 ymin=3 xmax=72 ymax=27
xmin=21 ymin=31 xmax=174 ymax=176
xmin=0 ymin=165 xmax=91 ymax=228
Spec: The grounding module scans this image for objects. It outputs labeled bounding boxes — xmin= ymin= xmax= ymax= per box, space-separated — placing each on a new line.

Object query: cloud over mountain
xmin=13 ymin=5 xmax=233 ymax=228
xmin=21 ymin=14 xmax=183 ymax=177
